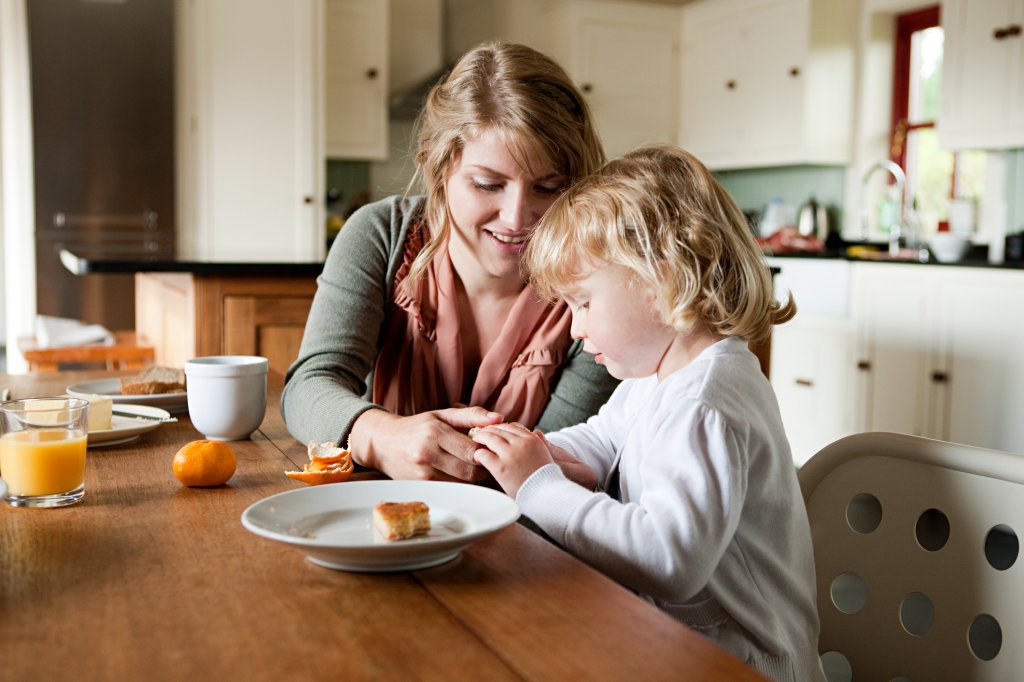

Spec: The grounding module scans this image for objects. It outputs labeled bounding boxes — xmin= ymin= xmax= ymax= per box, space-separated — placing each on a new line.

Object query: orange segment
xmin=285 ymin=440 xmax=354 ymax=485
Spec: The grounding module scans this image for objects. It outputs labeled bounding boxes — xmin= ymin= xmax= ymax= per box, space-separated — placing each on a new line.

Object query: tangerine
xmin=173 ymin=440 xmax=237 ymax=487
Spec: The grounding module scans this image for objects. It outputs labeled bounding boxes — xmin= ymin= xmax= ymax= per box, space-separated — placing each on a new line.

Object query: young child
xmin=470 ymin=145 xmax=825 ymax=681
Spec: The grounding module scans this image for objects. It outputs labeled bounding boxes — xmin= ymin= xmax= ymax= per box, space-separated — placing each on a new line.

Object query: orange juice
xmin=0 ymin=428 xmax=87 ymax=496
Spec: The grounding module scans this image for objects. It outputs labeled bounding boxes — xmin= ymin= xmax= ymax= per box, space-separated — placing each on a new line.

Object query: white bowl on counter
xmin=928 ymin=233 xmax=971 ymax=263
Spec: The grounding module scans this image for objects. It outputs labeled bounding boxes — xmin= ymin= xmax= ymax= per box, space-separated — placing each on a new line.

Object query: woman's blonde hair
xmin=404 ymin=41 xmax=605 ymax=288
xmin=525 ymin=144 xmax=795 ymax=342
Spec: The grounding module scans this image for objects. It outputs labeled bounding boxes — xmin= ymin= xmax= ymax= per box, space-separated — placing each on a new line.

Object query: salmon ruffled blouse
xmin=372 ymin=224 xmax=573 ymax=427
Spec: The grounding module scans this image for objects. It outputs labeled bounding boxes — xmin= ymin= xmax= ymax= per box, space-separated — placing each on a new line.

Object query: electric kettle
xmin=797 ymin=197 xmax=830 ymax=241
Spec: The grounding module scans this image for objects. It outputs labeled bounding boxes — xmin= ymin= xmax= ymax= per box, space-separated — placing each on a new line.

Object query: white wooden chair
xmin=798 ymin=432 xmax=1024 ymax=681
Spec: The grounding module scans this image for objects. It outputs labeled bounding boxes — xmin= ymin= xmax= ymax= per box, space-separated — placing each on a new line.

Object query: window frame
xmin=891 ymin=4 xmax=964 ymax=201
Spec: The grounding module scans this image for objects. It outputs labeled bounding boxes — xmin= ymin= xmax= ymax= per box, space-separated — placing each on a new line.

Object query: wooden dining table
xmin=0 ymin=370 xmax=765 ymax=681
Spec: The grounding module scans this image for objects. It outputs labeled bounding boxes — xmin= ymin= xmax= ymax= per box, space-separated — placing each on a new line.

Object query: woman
xmin=282 ymin=41 xmax=617 ymax=482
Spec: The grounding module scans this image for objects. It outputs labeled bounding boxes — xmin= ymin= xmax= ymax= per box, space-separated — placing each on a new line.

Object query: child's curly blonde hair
xmin=525 ymin=144 xmax=795 ymax=342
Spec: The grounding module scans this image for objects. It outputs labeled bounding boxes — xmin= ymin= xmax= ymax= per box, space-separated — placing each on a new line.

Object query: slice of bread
xmin=120 ymin=366 xmax=186 ymax=395
xmin=373 ymin=501 xmax=431 ymax=541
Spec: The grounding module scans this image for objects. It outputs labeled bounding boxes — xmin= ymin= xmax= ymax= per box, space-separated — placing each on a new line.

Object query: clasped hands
xmin=348 ymin=406 xmax=595 ymax=496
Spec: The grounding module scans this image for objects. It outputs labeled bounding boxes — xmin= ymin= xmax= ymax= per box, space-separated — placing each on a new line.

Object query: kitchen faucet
xmin=861 ymin=160 xmax=906 ymax=256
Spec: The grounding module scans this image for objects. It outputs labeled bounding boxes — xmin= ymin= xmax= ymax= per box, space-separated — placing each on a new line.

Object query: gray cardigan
xmin=281 ymin=195 xmax=619 ymax=446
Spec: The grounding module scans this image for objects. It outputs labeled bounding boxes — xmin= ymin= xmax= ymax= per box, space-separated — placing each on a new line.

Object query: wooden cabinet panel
xmin=135 ymin=273 xmax=196 ymax=368
xmin=136 ymin=272 xmax=316 ymax=375
xmin=223 ymin=294 xmax=314 ymax=376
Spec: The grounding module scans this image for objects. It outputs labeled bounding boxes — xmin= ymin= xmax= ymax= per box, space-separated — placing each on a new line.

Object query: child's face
xmin=563 ymin=263 xmax=678 ymax=380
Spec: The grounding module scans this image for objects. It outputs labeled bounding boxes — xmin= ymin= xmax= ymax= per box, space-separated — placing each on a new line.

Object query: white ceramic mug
xmin=185 ymin=356 xmax=268 ymax=441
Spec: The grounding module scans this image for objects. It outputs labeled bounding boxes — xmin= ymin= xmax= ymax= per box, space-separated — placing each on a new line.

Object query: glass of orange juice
xmin=0 ymin=397 xmax=89 ymax=508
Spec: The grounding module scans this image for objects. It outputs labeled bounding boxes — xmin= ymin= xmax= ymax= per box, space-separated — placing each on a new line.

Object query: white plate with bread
xmin=241 ymin=480 xmax=520 ymax=572
xmin=67 ymin=366 xmax=187 ymax=414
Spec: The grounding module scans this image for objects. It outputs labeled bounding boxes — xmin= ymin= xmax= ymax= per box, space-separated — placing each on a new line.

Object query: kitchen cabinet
xmin=561 ymin=0 xmax=681 ymax=158
xmin=772 ymin=316 xmax=857 ymax=465
xmin=446 ymin=0 xmax=681 ymax=159
xmin=768 ymin=258 xmax=858 ymax=465
xmin=852 ymin=263 xmax=1024 ymax=454
xmin=324 ymin=0 xmax=389 ymax=159
xmin=772 ymin=260 xmax=1024 ymax=464
xmin=136 ymin=272 xmax=316 ymax=378
xmin=678 ymin=0 xmax=856 ymax=170
xmin=939 ymin=0 xmax=1024 ymax=150
xmin=851 ymin=264 xmax=942 ymax=441
xmin=176 ymin=0 xmax=323 ymax=261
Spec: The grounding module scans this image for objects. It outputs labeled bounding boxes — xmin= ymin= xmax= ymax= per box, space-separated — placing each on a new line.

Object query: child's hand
xmin=470 ymin=422 xmax=554 ymax=498
xmin=547 ymin=440 xmax=598 ymax=490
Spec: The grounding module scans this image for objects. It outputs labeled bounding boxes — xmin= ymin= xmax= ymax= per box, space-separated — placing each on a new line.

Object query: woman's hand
xmin=470 ymin=422 xmax=556 ymax=498
xmin=349 ymin=407 xmax=503 ymax=482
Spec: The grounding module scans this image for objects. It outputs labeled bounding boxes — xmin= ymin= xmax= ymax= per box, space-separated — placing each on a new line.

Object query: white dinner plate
xmin=88 ymin=404 xmax=171 ymax=447
xmin=67 ymin=378 xmax=188 ymax=414
xmin=241 ymin=480 xmax=520 ymax=572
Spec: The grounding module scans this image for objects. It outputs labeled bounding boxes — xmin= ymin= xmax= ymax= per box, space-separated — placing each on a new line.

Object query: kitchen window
xmin=890 ymin=5 xmax=986 ymax=232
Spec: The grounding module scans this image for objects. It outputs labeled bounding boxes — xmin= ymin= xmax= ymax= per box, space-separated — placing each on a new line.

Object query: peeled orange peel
xmin=285 ymin=440 xmax=354 ymax=485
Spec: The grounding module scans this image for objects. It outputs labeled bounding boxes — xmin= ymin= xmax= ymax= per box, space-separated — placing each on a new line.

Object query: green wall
xmin=715 ymin=165 xmax=847 ymax=233
xmin=1008 ymin=149 xmax=1024 ymax=235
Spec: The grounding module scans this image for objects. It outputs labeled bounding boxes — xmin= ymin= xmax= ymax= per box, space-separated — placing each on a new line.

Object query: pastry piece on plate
xmin=373 ymin=501 xmax=431 ymax=541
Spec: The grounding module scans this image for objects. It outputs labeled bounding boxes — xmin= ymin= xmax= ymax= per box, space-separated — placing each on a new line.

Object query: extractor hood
xmin=389 ymin=66 xmax=452 ymax=119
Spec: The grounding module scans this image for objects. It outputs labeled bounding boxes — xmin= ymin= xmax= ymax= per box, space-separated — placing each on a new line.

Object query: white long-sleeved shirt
xmin=518 ymin=337 xmax=825 ymax=682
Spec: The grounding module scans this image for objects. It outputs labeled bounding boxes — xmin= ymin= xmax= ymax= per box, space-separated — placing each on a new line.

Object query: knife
xmin=112 ymin=408 xmax=177 ymax=423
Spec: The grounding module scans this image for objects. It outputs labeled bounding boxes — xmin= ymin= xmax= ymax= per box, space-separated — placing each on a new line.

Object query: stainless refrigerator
xmin=29 ymin=0 xmax=175 ymax=332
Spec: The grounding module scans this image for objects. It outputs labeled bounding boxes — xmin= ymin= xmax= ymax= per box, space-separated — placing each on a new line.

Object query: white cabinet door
xmin=940 ymin=0 xmax=1024 ymax=150
xmin=772 ymin=317 xmax=857 ymax=466
xmin=768 ymin=258 xmax=856 ymax=465
xmin=736 ymin=0 xmax=806 ymax=159
xmin=569 ymin=1 xmax=681 ymax=158
xmin=445 ymin=0 xmax=681 ymax=161
xmin=679 ymin=0 xmax=854 ymax=170
xmin=678 ymin=5 xmax=744 ymax=163
xmin=177 ymin=0 xmax=322 ymax=261
xmin=853 ymin=264 xmax=942 ymax=439
xmin=324 ymin=0 xmax=389 ymax=160
xmin=852 ymin=263 xmax=1024 ymax=454
xmin=938 ymin=269 xmax=1024 ymax=452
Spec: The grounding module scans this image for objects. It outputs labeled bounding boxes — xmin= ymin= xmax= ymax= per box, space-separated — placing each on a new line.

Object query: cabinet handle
xmin=789 ymin=67 xmax=800 ymax=77
xmin=581 ymin=83 xmax=593 ymax=93
xmin=795 ymin=378 xmax=813 ymax=387
xmin=994 ymin=25 xmax=1021 ymax=39
xmin=931 ymin=370 xmax=948 ymax=383
xmin=366 ymin=68 xmax=378 ymax=79
xmin=303 ymin=196 xmax=314 ymax=204
xmin=726 ymin=79 xmax=737 ymax=90
xmin=857 ymin=360 xmax=871 ymax=371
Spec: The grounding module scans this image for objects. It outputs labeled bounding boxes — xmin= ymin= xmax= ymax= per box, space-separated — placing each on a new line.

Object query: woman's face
xmin=445 ymin=128 xmax=567 ymax=284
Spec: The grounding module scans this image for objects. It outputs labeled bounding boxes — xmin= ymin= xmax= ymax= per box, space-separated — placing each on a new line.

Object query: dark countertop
xmin=764 ymin=243 xmax=1024 ymax=270
xmin=60 ymin=249 xmax=325 ymax=277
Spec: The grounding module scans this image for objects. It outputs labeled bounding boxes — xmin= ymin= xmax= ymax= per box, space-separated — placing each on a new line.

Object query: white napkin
xmin=34 ymin=315 xmax=114 ymax=349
